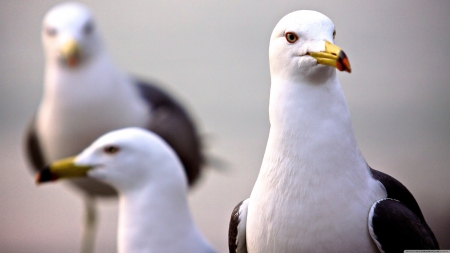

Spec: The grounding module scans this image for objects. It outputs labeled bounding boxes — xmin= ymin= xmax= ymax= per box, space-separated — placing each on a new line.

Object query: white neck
xmin=36 ymin=49 xmax=149 ymax=161
xmin=42 ymin=49 xmax=127 ymax=106
xmin=247 ymin=71 xmax=385 ymax=252
xmin=118 ymin=182 xmax=213 ymax=253
xmin=263 ymin=73 xmax=367 ymax=182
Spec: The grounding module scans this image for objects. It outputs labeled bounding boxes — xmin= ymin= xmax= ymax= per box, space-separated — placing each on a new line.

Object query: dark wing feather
xmin=229 ymin=199 xmax=248 ymax=253
xmin=229 ymin=201 xmax=242 ymax=253
xmin=24 ymin=117 xmax=46 ymax=172
xmin=370 ymin=199 xmax=439 ymax=252
xmin=135 ymin=79 xmax=203 ymax=186
xmin=370 ymin=168 xmax=425 ymax=222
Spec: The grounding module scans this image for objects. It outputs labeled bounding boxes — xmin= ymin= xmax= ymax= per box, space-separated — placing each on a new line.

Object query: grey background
xmin=1 ymin=1 xmax=449 ymax=252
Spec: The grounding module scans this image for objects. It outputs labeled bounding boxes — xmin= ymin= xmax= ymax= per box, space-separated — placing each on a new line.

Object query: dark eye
xmin=45 ymin=27 xmax=58 ymax=37
xmin=285 ymin=32 xmax=298 ymax=43
xmin=333 ymin=30 xmax=336 ymax=40
xmin=104 ymin=145 xmax=120 ymax=154
xmin=84 ymin=22 xmax=94 ymax=35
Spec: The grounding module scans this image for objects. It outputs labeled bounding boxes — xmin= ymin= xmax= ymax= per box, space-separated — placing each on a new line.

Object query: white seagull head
xmin=37 ymin=128 xmax=188 ymax=194
xmin=269 ymin=10 xmax=351 ymax=83
xmin=42 ymin=2 xmax=103 ymax=68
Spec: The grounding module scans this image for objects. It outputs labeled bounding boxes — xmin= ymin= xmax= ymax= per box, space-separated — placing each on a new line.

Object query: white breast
xmin=37 ymin=52 xmax=150 ymax=162
xmin=246 ymin=77 xmax=386 ymax=253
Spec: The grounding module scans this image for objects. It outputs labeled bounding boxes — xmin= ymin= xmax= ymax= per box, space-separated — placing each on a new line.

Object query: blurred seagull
xmin=37 ymin=127 xmax=216 ymax=253
xmin=24 ymin=2 xmax=203 ymax=253
xmin=228 ymin=10 xmax=439 ymax=253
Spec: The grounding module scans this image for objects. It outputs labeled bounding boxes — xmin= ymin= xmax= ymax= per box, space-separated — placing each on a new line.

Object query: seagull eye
xmin=45 ymin=27 xmax=58 ymax=37
xmin=285 ymin=32 xmax=298 ymax=43
xmin=84 ymin=22 xmax=94 ymax=35
xmin=333 ymin=30 xmax=336 ymax=40
xmin=104 ymin=145 xmax=120 ymax=154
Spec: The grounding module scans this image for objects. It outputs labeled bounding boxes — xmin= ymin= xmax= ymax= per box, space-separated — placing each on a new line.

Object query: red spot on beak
xmin=342 ymin=57 xmax=351 ymax=73
xmin=336 ymin=62 xmax=343 ymax=71
xmin=36 ymin=167 xmax=59 ymax=184
xmin=67 ymin=56 xmax=79 ymax=67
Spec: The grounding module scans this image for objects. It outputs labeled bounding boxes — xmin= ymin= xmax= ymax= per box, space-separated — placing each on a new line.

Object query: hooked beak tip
xmin=36 ymin=167 xmax=58 ymax=184
xmin=338 ymin=53 xmax=351 ymax=73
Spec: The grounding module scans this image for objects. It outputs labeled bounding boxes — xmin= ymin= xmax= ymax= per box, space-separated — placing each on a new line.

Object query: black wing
xmin=24 ymin=117 xmax=46 ymax=172
xmin=135 ymin=79 xmax=203 ymax=186
xmin=371 ymin=168 xmax=425 ymax=222
xmin=229 ymin=199 xmax=249 ymax=253
xmin=369 ymin=168 xmax=439 ymax=251
xmin=369 ymin=198 xmax=439 ymax=252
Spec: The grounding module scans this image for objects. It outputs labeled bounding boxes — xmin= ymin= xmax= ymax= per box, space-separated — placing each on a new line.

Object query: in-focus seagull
xmin=228 ymin=10 xmax=439 ymax=253
xmin=36 ymin=127 xmax=216 ymax=253
xmin=24 ymin=2 xmax=203 ymax=252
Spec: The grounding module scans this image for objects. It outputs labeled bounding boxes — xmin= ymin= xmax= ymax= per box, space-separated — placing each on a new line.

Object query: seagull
xmin=228 ymin=10 xmax=439 ymax=253
xmin=24 ymin=2 xmax=203 ymax=252
xmin=36 ymin=127 xmax=216 ymax=253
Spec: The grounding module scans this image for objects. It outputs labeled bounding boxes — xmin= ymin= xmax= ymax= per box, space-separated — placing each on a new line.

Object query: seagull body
xmin=25 ymin=2 xmax=203 ymax=252
xmin=37 ymin=128 xmax=215 ymax=253
xmin=26 ymin=2 xmax=202 ymax=194
xmin=228 ymin=10 xmax=438 ymax=253
xmin=36 ymin=37 xmax=149 ymax=195
xmin=248 ymin=74 xmax=385 ymax=252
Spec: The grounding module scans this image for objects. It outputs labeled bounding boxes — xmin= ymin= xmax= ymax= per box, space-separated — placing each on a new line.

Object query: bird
xmin=228 ymin=10 xmax=439 ymax=253
xmin=24 ymin=2 xmax=203 ymax=253
xmin=36 ymin=127 xmax=216 ymax=253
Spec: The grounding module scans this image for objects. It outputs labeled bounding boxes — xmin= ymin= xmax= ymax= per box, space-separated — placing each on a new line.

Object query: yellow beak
xmin=308 ymin=41 xmax=351 ymax=73
xmin=60 ymin=38 xmax=81 ymax=67
xmin=36 ymin=156 xmax=92 ymax=184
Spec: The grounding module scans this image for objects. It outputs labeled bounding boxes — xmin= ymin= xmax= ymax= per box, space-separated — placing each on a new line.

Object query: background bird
xmin=1 ymin=1 xmax=449 ymax=252
xmin=37 ymin=127 xmax=216 ymax=253
xmin=23 ymin=2 xmax=203 ymax=253
xmin=229 ymin=10 xmax=438 ymax=252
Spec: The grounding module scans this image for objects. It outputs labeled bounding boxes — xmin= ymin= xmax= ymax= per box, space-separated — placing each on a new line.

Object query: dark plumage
xmin=369 ymin=169 xmax=439 ymax=251
xmin=228 ymin=200 xmax=244 ymax=253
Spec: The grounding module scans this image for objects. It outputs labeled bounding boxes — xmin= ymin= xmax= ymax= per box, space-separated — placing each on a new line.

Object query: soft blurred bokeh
xmin=1 ymin=1 xmax=449 ymax=252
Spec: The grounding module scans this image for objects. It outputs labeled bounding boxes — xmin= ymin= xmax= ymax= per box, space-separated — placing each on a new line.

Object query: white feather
xmin=246 ymin=10 xmax=386 ymax=253
xmin=37 ymin=2 xmax=150 ymax=163
xmin=76 ymin=128 xmax=215 ymax=253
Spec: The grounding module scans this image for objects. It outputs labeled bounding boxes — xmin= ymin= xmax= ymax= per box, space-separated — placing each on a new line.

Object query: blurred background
xmin=1 ymin=0 xmax=449 ymax=252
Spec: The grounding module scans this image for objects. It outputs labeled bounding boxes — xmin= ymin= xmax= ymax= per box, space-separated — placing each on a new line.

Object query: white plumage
xmin=229 ymin=10 xmax=438 ymax=253
xmin=246 ymin=10 xmax=385 ymax=252
xmin=26 ymin=3 xmax=203 ymax=252
xmin=38 ymin=127 xmax=215 ymax=253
